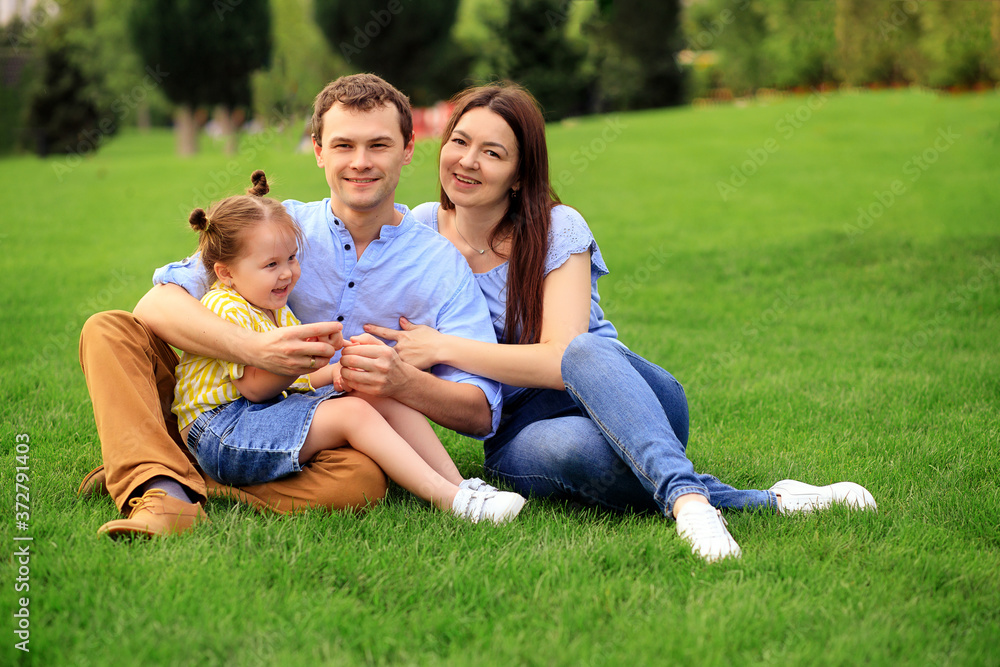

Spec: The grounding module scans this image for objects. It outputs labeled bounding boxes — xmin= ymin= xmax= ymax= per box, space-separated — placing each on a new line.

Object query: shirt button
xmin=344 ymin=244 xmax=351 ymax=250
xmin=337 ymin=315 xmax=344 ymax=321
xmin=348 ymin=282 xmax=355 ymax=288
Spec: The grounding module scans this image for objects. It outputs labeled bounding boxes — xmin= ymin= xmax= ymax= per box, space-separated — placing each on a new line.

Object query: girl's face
xmin=216 ymin=220 xmax=301 ymax=313
xmin=439 ymin=107 xmax=520 ymax=212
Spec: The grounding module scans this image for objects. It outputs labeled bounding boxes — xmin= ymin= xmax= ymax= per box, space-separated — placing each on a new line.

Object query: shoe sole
xmin=773 ymin=479 xmax=877 ymax=513
xmin=98 ymin=524 xmax=155 ymax=540
xmin=829 ymin=482 xmax=877 ymax=511
xmin=77 ymin=466 xmax=108 ymax=498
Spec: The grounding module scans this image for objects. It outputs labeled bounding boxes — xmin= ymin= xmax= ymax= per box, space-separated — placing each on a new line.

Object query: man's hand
xmin=250 ymin=321 xmax=344 ymax=376
xmin=339 ymin=333 xmax=412 ymax=397
xmin=363 ymin=317 xmax=441 ymax=371
xmin=312 ymin=329 xmax=345 ymax=350
xmin=342 ymin=333 xmax=494 ymax=437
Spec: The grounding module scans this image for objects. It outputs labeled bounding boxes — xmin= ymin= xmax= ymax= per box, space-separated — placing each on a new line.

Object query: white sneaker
xmin=770 ymin=479 xmax=877 ymax=515
xmin=675 ymin=502 xmax=742 ymax=563
xmin=452 ymin=488 xmax=526 ymax=525
xmin=459 ymin=477 xmax=498 ymax=493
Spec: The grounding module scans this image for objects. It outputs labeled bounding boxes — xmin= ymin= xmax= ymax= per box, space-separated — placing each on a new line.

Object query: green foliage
xmin=918 ymin=1 xmax=997 ymax=88
xmin=758 ymin=0 xmax=837 ymax=88
xmin=452 ymin=0 xmax=508 ymax=83
xmin=86 ymin=0 xmax=172 ymax=129
xmin=834 ymin=0 xmax=919 ymax=86
xmin=690 ymin=0 xmax=837 ymax=94
xmin=127 ymin=0 xmax=273 ymax=110
xmin=313 ymin=0 xmax=464 ymax=105
xmin=694 ymin=0 xmax=769 ymax=95
xmin=486 ymin=0 xmax=591 ymax=120
xmin=251 ymin=0 xmax=343 ymax=122
xmin=21 ymin=2 xmax=118 ymax=157
xmin=587 ymin=0 xmax=686 ymax=110
xmin=0 ymin=21 xmax=38 ymax=154
xmin=26 ymin=43 xmax=100 ymax=156
xmin=833 ymin=0 xmax=999 ymax=88
xmin=690 ymin=0 xmax=999 ymax=94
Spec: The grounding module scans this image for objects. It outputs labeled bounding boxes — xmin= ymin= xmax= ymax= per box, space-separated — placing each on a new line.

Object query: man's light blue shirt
xmin=153 ymin=200 xmax=503 ymax=438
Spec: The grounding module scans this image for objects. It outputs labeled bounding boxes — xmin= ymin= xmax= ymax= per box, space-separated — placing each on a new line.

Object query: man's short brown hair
xmin=311 ymin=73 xmax=413 ymax=146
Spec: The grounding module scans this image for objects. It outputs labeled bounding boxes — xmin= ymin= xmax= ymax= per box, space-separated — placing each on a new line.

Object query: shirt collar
xmin=211 ymin=281 xmax=269 ymax=319
xmin=325 ymin=200 xmax=415 ymax=239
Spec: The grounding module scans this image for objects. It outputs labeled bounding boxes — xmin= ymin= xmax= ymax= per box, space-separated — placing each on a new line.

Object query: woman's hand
xmin=363 ymin=317 xmax=442 ymax=371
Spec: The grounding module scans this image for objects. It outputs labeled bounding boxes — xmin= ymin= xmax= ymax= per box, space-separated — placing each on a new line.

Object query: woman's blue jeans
xmin=484 ymin=333 xmax=776 ymax=517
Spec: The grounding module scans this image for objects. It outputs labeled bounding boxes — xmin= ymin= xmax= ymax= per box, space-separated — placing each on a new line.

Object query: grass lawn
xmin=2 ymin=88 xmax=998 ymax=666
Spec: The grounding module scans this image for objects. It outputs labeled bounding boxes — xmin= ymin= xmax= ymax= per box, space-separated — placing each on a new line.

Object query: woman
xmin=366 ymin=83 xmax=876 ymax=562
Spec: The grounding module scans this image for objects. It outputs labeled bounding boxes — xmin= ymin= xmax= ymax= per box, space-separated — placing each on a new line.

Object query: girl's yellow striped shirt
xmin=171 ymin=283 xmax=314 ymax=430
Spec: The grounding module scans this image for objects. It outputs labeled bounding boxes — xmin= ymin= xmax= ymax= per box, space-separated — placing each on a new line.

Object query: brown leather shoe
xmin=97 ymin=489 xmax=208 ymax=539
xmin=78 ymin=465 xmax=108 ymax=497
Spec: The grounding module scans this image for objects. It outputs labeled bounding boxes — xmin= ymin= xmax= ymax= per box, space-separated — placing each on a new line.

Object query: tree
xmin=759 ymin=0 xmax=838 ymax=89
xmin=127 ymin=0 xmax=273 ymax=155
xmin=588 ymin=0 xmax=685 ymax=110
xmin=251 ymin=0 xmax=342 ymax=124
xmin=834 ymin=0 xmax=920 ymax=86
xmin=697 ymin=0 xmax=770 ymax=96
xmin=487 ymin=0 xmax=591 ymax=120
xmin=313 ymin=0 xmax=464 ymax=105
xmin=918 ymin=1 xmax=997 ymax=88
xmin=23 ymin=2 xmax=115 ymax=157
xmin=89 ymin=0 xmax=172 ymax=132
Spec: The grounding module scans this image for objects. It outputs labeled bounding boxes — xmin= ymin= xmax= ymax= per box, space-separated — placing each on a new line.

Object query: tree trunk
xmin=175 ymin=104 xmax=198 ymax=156
xmin=137 ymin=101 xmax=151 ymax=133
xmin=215 ymin=105 xmax=239 ymax=156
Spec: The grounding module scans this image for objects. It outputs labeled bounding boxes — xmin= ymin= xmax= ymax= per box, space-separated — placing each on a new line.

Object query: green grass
xmin=2 ymin=88 xmax=999 ymax=665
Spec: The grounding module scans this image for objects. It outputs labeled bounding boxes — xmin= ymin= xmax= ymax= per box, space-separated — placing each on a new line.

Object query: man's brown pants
xmin=79 ymin=310 xmax=387 ymax=515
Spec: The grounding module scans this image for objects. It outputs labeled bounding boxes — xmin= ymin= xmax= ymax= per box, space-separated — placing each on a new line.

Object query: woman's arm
xmin=367 ymin=252 xmax=593 ymax=390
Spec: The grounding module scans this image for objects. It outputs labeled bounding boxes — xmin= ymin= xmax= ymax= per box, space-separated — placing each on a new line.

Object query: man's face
xmin=313 ymin=102 xmax=414 ymax=217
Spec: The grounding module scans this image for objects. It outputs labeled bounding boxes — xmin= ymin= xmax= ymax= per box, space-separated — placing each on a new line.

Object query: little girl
xmin=171 ymin=170 xmax=526 ymax=524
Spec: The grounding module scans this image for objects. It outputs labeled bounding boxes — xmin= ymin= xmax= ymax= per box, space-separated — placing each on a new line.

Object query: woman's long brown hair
xmin=438 ymin=83 xmax=560 ymax=345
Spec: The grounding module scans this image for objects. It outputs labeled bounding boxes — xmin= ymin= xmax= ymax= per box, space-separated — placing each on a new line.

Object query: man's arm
xmin=339 ymin=337 xmax=493 ymax=437
xmin=133 ymin=283 xmax=343 ymax=377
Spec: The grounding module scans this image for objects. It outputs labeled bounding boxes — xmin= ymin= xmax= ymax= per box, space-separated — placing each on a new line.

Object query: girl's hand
xmin=329 ymin=362 xmax=346 ymax=392
xmin=307 ymin=359 xmax=347 ymax=391
xmin=363 ymin=317 xmax=442 ymax=371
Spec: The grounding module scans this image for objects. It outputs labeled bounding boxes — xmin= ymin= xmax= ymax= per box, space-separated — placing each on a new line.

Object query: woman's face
xmin=439 ymin=107 xmax=519 ymax=211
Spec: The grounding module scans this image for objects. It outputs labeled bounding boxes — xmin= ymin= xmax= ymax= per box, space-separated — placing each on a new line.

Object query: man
xmin=79 ymin=73 xmax=502 ymax=538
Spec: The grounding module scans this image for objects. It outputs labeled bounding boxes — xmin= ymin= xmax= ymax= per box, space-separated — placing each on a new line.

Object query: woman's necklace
xmin=455 ymin=219 xmax=487 ymax=255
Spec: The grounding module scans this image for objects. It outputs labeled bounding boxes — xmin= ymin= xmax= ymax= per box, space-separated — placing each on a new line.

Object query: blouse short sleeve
xmin=545 ymin=205 xmax=609 ymax=279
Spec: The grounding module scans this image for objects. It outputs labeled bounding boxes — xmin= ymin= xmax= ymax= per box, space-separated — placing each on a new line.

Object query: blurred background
xmin=0 ymin=0 xmax=998 ymax=158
